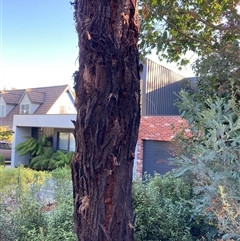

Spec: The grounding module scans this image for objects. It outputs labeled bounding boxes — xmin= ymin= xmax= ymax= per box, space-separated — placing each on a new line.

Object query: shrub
xmin=14 ymin=133 xmax=74 ymax=171
xmin=172 ymin=96 xmax=240 ymax=239
xmin=0 ymin=167 xmax=76 ymax=241
xmin=0 ymin=165 xmax=49 ymax=192
xmin=43 ymin=198 xmax=76 ymax=241
xmin=0 ymin=154 xmax=5 ymax=166
xmin=132 ymin=173 xmax=209 ymax=241
xmin=15 ymin=134 xmax=49 ymax=157
xmin=29 ymin=150 xmax=74 ymax=171
xmin=0 ymin=126 xmax=13 ymax=142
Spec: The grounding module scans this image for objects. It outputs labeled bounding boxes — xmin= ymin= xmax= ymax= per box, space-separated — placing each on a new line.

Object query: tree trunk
xmin=71 ymin=0 xmax=140 ymax=240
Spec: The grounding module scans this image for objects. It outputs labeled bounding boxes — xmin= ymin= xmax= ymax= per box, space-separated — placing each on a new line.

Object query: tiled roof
xmin=0 ymin=104 xmax=20 ymax=130
xmin=26 ymin=91 xmax=45 ymax=104
xmin=0 ymin=84 xmax=70 ymax=129
xmin=32 ymin=85 xmax=69 ymax=114
xmin=2 ymin=90 xmax=24 ymax=104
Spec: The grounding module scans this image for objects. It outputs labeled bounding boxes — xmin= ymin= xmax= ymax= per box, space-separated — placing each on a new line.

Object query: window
xmin=0 ymin=142 xmax=12 ymax=149
xmin=20 ymin=104 xmax=30 ymax=114
xmin=59 ymin=106 xmax=66 ymax=114
xmin=0 ymin=105 xmax=5 ymax=117
xmin=0 ymin=141 xmax=12 ymax=160
xmin=58 ymin=132 xmax=75 ymax=151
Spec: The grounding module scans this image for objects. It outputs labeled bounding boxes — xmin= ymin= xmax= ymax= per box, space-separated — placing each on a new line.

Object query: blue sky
xmin=0 ymin=1 xmax=194 ymax=90
xmin=1 ymin=0 xmax=78 ymax=89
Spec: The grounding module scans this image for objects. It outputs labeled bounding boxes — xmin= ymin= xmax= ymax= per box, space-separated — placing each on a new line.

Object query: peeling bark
xmin=71 ymin=0 xmax=140 ymax=240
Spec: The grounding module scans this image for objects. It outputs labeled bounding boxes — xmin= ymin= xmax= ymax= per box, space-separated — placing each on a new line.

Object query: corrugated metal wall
xmin=141 ymin=59 xmax=186 ymax=116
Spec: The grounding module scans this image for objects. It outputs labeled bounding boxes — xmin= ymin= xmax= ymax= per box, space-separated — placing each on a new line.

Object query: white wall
xmin=20 ymin=93 xmax=31 ymax=105
xmin=11 ymin=126 xmax=32 ymax=167
xmin=31 ymin=102 xmax=41 ymax=113
xmin=19 ymin=94 xmax=31 ymax=114
xmin=13 ymin=114 xmax=76 ymax=129
xmin=0 ymin=96 xmax=6 ymax=116
xmin=6 ymin=104 xmax=15 ymax=116
xmin=47 ymin=91 xmax=76 ymax=114
xmin=11 ymin=114 xmax=76 ymax=166
xmin=0 ymin=97 xmax=15 ymax=117
xmin=0 ymin=95 xmax=5 ymax=106
xmin=19 ymin=94 xmax=40 ymax=114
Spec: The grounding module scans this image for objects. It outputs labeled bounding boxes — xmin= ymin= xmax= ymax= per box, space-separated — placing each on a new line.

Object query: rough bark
xmin=71 ymin=0 xmax=140 ymax=240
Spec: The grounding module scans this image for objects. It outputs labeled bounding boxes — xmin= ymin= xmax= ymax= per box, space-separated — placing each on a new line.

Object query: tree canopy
xmin=139 ymin=0 xmax=240 ymax=65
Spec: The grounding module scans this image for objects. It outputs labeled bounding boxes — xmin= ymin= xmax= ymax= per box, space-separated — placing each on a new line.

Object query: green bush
xmin=173 ymin=96 xmax=240 ymax=239
xmin=133 ymin=173 xmax=204 ymax=241
xmin=43 ymin=198 xmax=76 ymax=241
xmin=15 ymin=134 xmax=49 ymax=157
xmin=1 ymin=167 xmax=221 ymax=241
xmin=0 ymin=154 xmax=5 ymax=166
xmin=0 ymin=166 xmax=49 ymax=192
xmin=0 ymin=182 xmax=48 ymax=241
xmin=0 ymin=167 xmax=76 ymax=241
xmin=0 ymin=126 xmax=13 ymax=142
xmin=29 ymin=150 xmax=74 ymax=171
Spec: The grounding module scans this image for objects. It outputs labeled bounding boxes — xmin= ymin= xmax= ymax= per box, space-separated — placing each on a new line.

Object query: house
xmin=11 ymin=114 xmax=76 ymax=167
xmin=0 ymin=85 xmax=76 ymax=130
xmin=0 ymin=85 xmax=76 ymax=167
xmin=10 ymin=59 xmax=191 ymax=177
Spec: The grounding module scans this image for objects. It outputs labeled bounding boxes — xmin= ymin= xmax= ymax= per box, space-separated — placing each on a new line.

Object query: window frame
xmin=20 ymin=104 xmax=30 ymax=114
xmin=59 ymin=106 xmax=66 ymax=114
xmin=57 ymin=132 xmax=75 ymax=152
xmin=0 ymin=105 xmax=6 ymax=117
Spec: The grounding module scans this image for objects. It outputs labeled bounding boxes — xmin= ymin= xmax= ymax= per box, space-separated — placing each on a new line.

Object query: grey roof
xmin=27 ymin=91 xmax=45 ymax=104
xmin=2 ymin=90 xmax=24 ymax=104
xmin=0 ymin=85 xmax=72 ymax=129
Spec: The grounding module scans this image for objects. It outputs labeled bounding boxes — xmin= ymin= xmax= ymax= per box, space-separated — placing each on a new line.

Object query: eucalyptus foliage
xmin=172 ymin=95 xmax=240 ymax=239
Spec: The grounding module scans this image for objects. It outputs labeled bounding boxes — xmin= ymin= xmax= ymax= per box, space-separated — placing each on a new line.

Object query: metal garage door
xmin=143 ymin=140 xmax=174 ymax=176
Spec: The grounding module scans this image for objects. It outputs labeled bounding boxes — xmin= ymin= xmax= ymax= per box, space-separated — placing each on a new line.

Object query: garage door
xmin=143 ymin=140 xmax=174 ymax=176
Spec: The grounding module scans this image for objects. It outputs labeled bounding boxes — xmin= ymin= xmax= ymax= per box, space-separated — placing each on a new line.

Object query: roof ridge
xmin=26 ymin=90 xmax=46 ymax=93
xmin=27 ymin=84 xmax=68 ymax=89
xmin=2 ymin=92 xmax=22 ymax=96
xmin=2 ymin=84 xmax=69 ymax=93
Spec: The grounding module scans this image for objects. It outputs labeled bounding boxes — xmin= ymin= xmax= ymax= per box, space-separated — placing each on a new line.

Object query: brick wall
xmin=136 ymin=116 xmax=188 ymax=178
